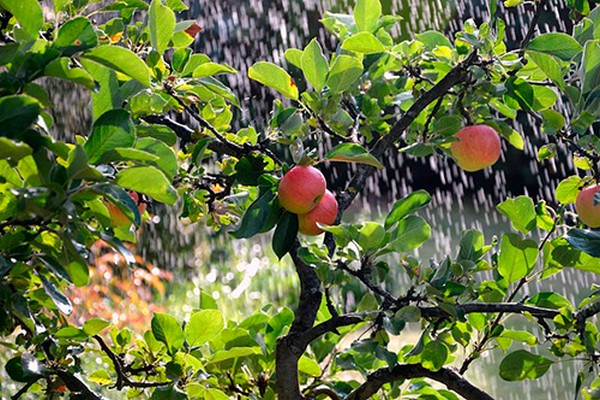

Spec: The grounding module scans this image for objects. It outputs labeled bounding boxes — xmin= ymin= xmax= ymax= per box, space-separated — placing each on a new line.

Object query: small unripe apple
xmin=298 ymin=190 xmax=338 ymax=236
xmin=575 ymin=184 xmax=600 ymax=228
xmin=450 ymin=125 xmax=501 ymax=172
xmin=278 ymin=166 xmax=327 ymax=214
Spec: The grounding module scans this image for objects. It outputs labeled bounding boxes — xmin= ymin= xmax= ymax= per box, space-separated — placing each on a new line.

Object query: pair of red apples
xmin=277 ymin=124 xmax=600 ymax=234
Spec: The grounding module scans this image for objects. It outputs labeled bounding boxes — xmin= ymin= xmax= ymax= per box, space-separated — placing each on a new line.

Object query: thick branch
xmin=300 ymin=314 xmax=364 ymax=346
xmin=575 ymin=301 xmax=600 ymax=342
xmin=346 ymin=364 xmax=494 ymax=400
xmin=54 ymin=369 xmax=108 ymax=400
xmin=276 ymin=240 xmax=323 ymax=400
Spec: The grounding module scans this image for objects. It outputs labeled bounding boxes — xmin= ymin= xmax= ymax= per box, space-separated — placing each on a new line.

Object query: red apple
xmin=450 ymin=125 xmax=501 ymax=172
xmin=278 ymin=166 xmax=327 ymax=214
xmin=298 ymin=189 xmax=338 ymax=236
xmin=576 ymin=184 xmax=600 ymax=228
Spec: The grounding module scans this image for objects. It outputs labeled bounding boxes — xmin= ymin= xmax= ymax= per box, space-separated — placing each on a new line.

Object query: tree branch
xmin=276 ymin=240 xmax=324 ymax=400
xmin=278 ymin=51 xmax=481 ymax=399
xmin=93 ymin=335 xmax=169 ymax=390
xmin=346 ymin=364 xmax=494 ymax=400
xmin=305 ymin=386 xmax=341 ymax=400
xmin=164 ymin=86 xmax=282 ymax=164
xmin=11 ymin=377 xmax=42 ymax=400
xmin=420 ymin=302 xmax=560 ymax=319
xmin=300 ymin=314 xmax=364 ymax=346
xmin=518 ymin=0 xmax=547 ymax=58
xmin=54 ymin=369 xmax=108 ymax=400
xmin=333 ymin=51 xmax=480 ymax=224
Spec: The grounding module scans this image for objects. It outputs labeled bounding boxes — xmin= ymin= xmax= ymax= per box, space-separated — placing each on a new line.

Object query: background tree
xmin=1 ymin=0 xmax=600 ymax=399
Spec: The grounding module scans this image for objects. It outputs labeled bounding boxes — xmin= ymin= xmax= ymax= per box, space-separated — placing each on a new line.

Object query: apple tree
xmin=1 ymin=0 xmax=600 ymax=398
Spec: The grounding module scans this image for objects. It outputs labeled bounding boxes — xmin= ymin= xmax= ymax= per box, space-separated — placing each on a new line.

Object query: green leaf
xmin=134 ymin=137 xmax=178 ymax=180
xmin=416 ymin=31 xmax=453 ymax=49
xmin=298 ymin=356 xmax=322 ymax=377
xmin=498 ymin=233 xmax=538 ymax=284
xmin=148 ymin=0 xmax=176 ymax=54
xmin=458 ymin=229 xmax=489 ymax=261
xmin=506 ymin=77 xmax=534 ymax=110
xmin=45 ymin=58 xmax=97 ymax=90
xmin=531 ymin=85 xmax=558 ymax=111
xmin=555 ymin=175 xmax=582 ymax=205
xmin=387 ymin=216 xmax=431 ymax=252
xmin=53 ymin=17 xmax=98 ymax=56
xmin=326 ymin=55 xmax=363 ymax=93
xmin=210 ymin=347 xmax=261 ymax=363
xmin=353 ymin=0 xmax=381 ymax=32
xmin=325 ymin=143 xmax=383 ymax=169
xmin=166 ymin=0 xmax=187 ymax=12
xmin=342 ymin=32 xmax=386 ymax=54
xmin=67 ymin=145 xmax=102 ymax=181
xmin=185 ymin=310 xmax=224 ymax=347
xmin=5 ymin=355 xmax=42 ymax=383
xmin=527 ymin=292 xmax=573 ymax=310
xmin=115 ymin=166 xmax=177 ymax=205
xmin=0 ymin=0 xmax=43 ymax=39
xmin=499 ymin=330 xmax=538 ymax=346
xmin=358 ymin=222 xmax=385 ymax=252
xmin=83 ymin=318 xmax=110 ymax=336
xmin=284 ymin=48 xmax=303 ymax=69
xmin=55 ymin=327 xmax=88 ymax=340
xmin=39 ymin=274 xmax=73 ymax=315
xmin=151 ymin=313 xmax=184 ymax=355
xmin=537 ymin=144 xmax=557 ymax=161
xmin=97 ymin=147 xmax=160 ymax=164
xmin=540 ymin=109 xmax=565 ymax=134
xmin=421 ymin=341 xmax=448 ymax=371
xmin=204 ymin=389 xmax=229 ymax=400
xmin=88 ymin=370 xmax=112 ymax=385
xmin=192 ymin=62 xmax=237 ymax=78
xmin=0 ymin=95 xmax=42 ymax=137
xmin=248 ymin=62 xmax=298 ymax=100
xmin=581 ymin=40 xmax=600 ymax=95
xmin=499 ymin=350 xmax=552 ymax=381
xmin=0 ymin=138 xmax=32 ymax=161
xmin=497 ymin=196 xmax=537 ymax=234
xmin=231 ymin=190 xmax=278 ymax=239
xmin=527 ymin=51 xmax=566 ymax=90
xmin=84 ymin=109 xmax=135 ymax=164
xmin=385 ymin=189 xmax=431 ymax=229
xmin=83 ymin=45 xmax=151 ymax=87
xmin=566 ymin=229 xmax=600 ymax=258
xmin=301 ymin=39 xmax=329 ymax=91
xmin=136 ymin=124 xmax=177 ymax=146
xmin=526 ymin=33 xmax=583 ymax=61
xmin=272 ymin=212 xmax=298 ymax=259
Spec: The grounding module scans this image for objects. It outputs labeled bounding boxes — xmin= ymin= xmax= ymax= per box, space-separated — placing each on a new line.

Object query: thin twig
xmin=93 ymin=335 xmax=169 ymax=389
xmin=518 ymin=0 xmax=547 ymax=58
xmin=11 ymin=377 xmax=42 ymax=400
